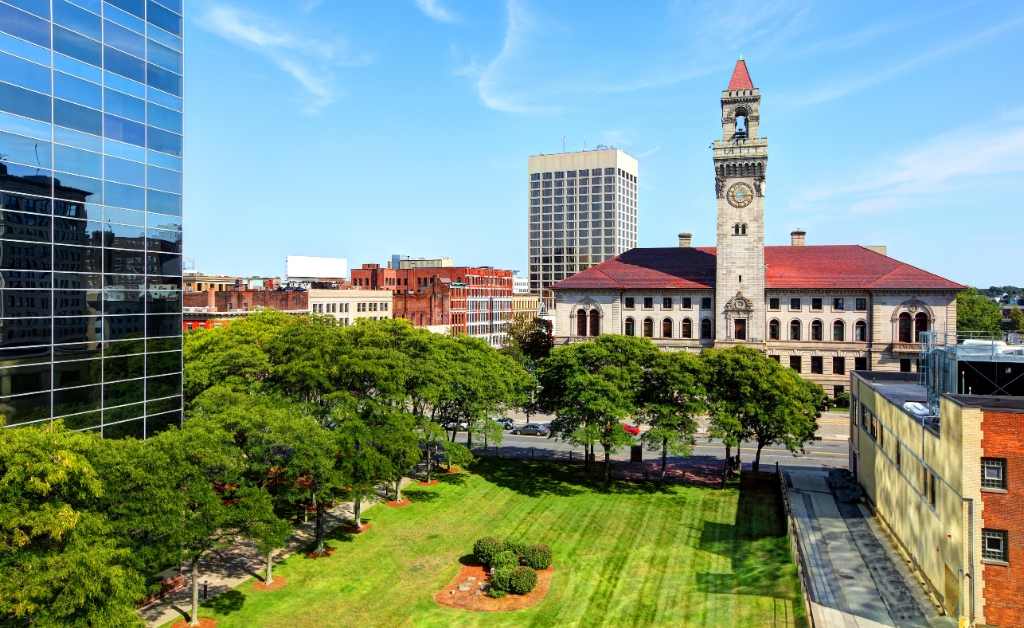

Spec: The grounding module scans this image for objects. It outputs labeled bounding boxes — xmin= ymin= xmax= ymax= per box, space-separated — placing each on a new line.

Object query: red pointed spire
xmin=727 ymin=57 xmax=753 ymax=90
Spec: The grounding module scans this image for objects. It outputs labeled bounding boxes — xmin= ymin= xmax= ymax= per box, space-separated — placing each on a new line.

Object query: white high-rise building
xmin=527 ymin=148 xmax=639 ymax=300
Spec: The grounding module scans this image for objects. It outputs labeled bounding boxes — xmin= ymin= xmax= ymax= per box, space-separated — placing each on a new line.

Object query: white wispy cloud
xmin=790 ymin=109 xmax=1024 ymax=215
xmin=202 ymin=4 xmax=371 ymax=114
xmin=413 ymin=0 xmax=456 ymax=23
xmin=778 ymin=17 xmax=1024 ymax=108
xmin=462 ymin=0 xmax=560 ymax=114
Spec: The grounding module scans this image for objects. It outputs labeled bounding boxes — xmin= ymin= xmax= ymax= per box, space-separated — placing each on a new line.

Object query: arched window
xmin=811 ymin=320 xmax=823 ymax=341
xmin=741 ymin=223 xmax=747 ymax=235
xmin=790 ymin=320 xmax=802 ymax=340
xmin=833 ymin=320 xmax=845 ymax=341
xmin=576 ymin=310 xmax=587 ymax=336
xmin=701 ymin=318 xmax=713 ymax=339
xmin=769 ymin=319 xmax=780 ymax=340
xmin=898 ymin=312 xmax=912 ymax=343
xmin=643 ymin=318 xmax=654 ymax=338
xmin=914 ymin=313 xmax=929 ymax=342
xmin=625 ymin=317 xmax=635 ymax=336
xmin=662 ymin=318 xmax=672 ymax=338
xmin=855 ymin=320 xmax=867 ymax=342
xmin=681 ymin=318 xmax=692 ymax=338
xmin=734 ymin=108 xmax=748 ymax=137
xmin=734 ymin=223 xmax=740 ymax=235
xmin=589 ymin=310 xmax=600 ymax=337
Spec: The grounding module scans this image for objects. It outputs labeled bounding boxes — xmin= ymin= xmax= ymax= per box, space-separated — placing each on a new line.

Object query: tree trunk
xmin=467 ymin=430 xmax=472 ymax=450
xmin=736 ymin=442 xmax=742 ymax=477
xmin=189 ymin=559 xmax=200 ymax=626
xmin=314 ymin=502 xmax=326 ymax=555
xmin=426 ymin=446 xmax=432 ymax=481
xmin=661 ymin=437 xmax=668 ymax=486
xmin=604 ymin=444 xmax=611 ymax=482
xmin=722 ymin=443 xmax=732 ymax=488
xmin=352 ymin=491 xmax=362 ymax=529
xmin=754 ymin=442 xmax=763 ymax=474
xmin=395 ymin=479 xmax=402 ymax=502
xmin=266 ymin=551 xmax=274 ymax=586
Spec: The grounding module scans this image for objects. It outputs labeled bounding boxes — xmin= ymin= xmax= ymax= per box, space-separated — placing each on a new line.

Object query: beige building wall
xmin=851 ymin=374 xmax=982 ymax=624
xmin=308 ymin=289 xmax=394 ymax=325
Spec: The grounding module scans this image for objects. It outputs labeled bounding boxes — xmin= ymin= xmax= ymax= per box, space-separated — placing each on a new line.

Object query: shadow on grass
xmin=200 ymin=589 xmax=246 ymax=616
xmin=698 ymin=472 xmax=796 ymax=599
xmin=469 ymin=456 xmax=672 ymax=498
xmin=458 ymin=553 xmax=479 ymax=566
xmin=402 ymin=489 xmax=440 ymax=503
xmin=434 ymin=471 xmax=468 ymax=486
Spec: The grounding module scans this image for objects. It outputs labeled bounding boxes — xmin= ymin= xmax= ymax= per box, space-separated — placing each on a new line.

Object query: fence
xmin=777 ymin=462 xmax=817 ymax=628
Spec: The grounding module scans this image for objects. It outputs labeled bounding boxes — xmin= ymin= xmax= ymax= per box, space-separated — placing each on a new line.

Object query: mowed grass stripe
xmin=166 ymin=459 xmax=805 ymax=628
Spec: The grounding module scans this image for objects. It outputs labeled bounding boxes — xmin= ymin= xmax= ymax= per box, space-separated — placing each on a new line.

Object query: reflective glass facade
xmin=0 ymin=0 xmax=183 ymax=438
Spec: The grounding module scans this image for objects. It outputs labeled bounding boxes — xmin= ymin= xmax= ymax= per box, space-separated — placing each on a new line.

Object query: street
xmin=463 ymin=411 xmax=852 ymax=472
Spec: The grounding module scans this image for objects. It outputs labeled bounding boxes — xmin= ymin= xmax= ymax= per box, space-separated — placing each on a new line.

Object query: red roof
xmin=551 ymin=246 xmax=962 ymax=292
xmin=728 ymin=59 xmax=753 ymax=90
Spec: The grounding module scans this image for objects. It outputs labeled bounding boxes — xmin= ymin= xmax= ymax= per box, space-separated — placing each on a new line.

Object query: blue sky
xmin=184 ymin=0 xmax=1022 ymax=287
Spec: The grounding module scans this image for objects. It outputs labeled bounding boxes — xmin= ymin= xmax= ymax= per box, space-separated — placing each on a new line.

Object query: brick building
xmin=351 ymin=263 xmax=513 ymax=347
xmin=183 ymin=290 xmax=309 ymax=330
xmin=852 ymin=344 xmax=1024 ymax=627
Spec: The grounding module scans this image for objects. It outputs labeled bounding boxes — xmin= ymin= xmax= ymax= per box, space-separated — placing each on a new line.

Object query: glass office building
xmin=0 ymin=0 xmax=183 ymax=437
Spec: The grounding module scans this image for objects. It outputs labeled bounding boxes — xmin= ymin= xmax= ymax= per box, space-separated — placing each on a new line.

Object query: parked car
xmin=444 ymin=420 xmax=469 ymax=431
xmin=512 ymin=423 xmax=549 ymax=436
xmin=493 ymin=417 xmax=515 ymax=430
xmin=621 ymin=423 xmax=640 ymax=436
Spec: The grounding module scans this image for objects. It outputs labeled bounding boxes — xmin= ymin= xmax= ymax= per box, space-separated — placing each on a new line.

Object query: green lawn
xmin=169 ymin=459 xmax=805 ymax=628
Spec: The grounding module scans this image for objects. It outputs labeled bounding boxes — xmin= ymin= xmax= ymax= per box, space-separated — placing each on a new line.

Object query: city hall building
xmin=0 ymin=0 xmax=185 ymax=436
xmin=550 ymin=59 xmax=962 ymax=396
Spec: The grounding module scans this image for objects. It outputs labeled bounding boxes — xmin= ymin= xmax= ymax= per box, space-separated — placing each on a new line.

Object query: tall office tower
xmin=527 ymin=148 xmax=639 ymax=303
xmin=0 ymin=0 xmax=184 ymax=437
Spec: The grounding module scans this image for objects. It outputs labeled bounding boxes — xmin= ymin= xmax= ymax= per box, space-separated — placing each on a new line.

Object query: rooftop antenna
xmin=561 ymin=135 xmax=565 ymax=153
xmin=583 ymin=135 xmax=587 ymax=151
xmin=34 ymin=143 xmax=41 ymax=175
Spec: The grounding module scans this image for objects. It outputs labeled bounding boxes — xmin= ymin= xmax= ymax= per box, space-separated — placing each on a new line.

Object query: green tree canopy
xmin=957 ymin=287 xmax=1003 ymax=335
xmin=704 ymin=347 xmax=824 ymax=473
xmin=537 ymin=335 xmax=660 ymax=480
xmin=639 ymin=350 xmax=707 ymax=484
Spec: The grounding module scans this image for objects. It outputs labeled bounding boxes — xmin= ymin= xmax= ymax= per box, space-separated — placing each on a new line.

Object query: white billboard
xmin=286 ymin=256 xmax=348 ymax=279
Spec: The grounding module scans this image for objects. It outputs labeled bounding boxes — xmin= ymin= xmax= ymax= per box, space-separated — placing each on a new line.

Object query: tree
xmin=957 ymin=287 xmax=1003 ymax=335
xmin=704 ymin=347 xmax=824 ymax=473
xmin=639 ymin=351 xmax=706 ymax=485
xmin=0 ymin=423 xmax=147 ymax=628
xmin=502 ymin=313 xmax=553 ymax=362
xmin=536 ymin=335 xmax=659 ymax=480
xmin=148 ymin=425 xmax=283 ymax=627
xmin=1010 ymin=306 xmax=1024 ymax=332
xmin=443 ymin=441 xmax=474 ymax=471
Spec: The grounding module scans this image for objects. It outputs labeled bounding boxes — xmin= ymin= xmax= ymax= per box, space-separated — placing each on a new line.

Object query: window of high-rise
xmin=0 ymin=0 xmax=184 ymax=438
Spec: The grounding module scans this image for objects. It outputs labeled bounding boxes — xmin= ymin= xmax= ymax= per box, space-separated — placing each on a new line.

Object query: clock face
xmin=727 ymin=182 xmax=754 ymax=208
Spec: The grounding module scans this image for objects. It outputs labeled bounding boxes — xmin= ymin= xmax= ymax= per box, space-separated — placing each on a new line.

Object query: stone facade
xmin=549 ymin=59 xmax=962 ymax=396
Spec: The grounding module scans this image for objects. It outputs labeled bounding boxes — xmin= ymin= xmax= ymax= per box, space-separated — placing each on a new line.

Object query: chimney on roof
xmin=678 ymin=233 xmax=692 ymax=248
xmin=865 ymin=246 xmax=887 ymax=257
xmin=791 ymin=229 xmax=806 ymax=247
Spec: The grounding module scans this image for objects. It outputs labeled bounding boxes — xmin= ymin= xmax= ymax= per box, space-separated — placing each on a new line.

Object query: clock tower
xmin=713 ymin=56 xmax=767 ymax=344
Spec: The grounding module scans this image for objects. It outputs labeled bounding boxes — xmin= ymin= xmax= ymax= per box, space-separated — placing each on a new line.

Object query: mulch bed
xmin=447 ymin=466 xmax=460 ymax=474
xmin=305 ymin=548 xmax=336 ymax=559
xmin=344 ymin=523 xmax=372 ymax=533
xmin=172 ymin=619 xmax=218 ymax=628
xmin=418 ymin=479 xmax=440 ymax=486
xmin=385 ymin=498 xmax=411 ymax=508
xmin=252 ymin=576 xmax=288 ymax=592
xmin=434 ymin=563 xmax=554 ymax=612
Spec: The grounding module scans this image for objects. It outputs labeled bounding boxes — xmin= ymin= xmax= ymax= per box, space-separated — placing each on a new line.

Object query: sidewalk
xmin=139 ymin=478 xmax=415 ymax=628
xmin=784 ymin=469 xmax=934 ymax=628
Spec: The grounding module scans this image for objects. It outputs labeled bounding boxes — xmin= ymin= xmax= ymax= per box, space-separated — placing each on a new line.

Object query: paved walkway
xmin=784 ymin=469 xmax=950 ymax=628
xmin=139 ymin=478 xmax=415 ymax=628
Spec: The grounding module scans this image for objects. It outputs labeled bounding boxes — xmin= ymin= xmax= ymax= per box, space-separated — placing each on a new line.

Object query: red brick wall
xmin=981 ymin=410 xmax=1024 ymax=628
xmin=393 ymin=279 xmax=451 ymax=326
xmin=214 ymin=291 xmax=307 ymax=312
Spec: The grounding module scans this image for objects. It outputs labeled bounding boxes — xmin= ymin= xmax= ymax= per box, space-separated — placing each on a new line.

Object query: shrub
xmin=473 ymin=536 xmax=503 ymax=565
xmin=508 ymin=565 xmax=538 ymax=594
xmin=503 ymin=539 xmax=528 ymax=556
xmin=490 ymin=550 xmax=518 ymax=571
xmin=832 ymin=391 xmax=851 ymax=409
xmin=490 ymin=566 xmax=513 ymax=593
xmin=523 ymin=543 xmax=553 ymax=570
xmin=489 ymin=588 xmax=507 ymax=599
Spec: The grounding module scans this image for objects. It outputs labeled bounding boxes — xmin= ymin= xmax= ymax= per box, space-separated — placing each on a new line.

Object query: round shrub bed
xmin=473 ymin=536 xmax=503 ymax=566
xmin=508 ymin=566 xmax=538 ymax=594
xmin=490 ymin=550 xmax=518 ymax=572
xmin=523 ymin=544 xmax=553 ymax=570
